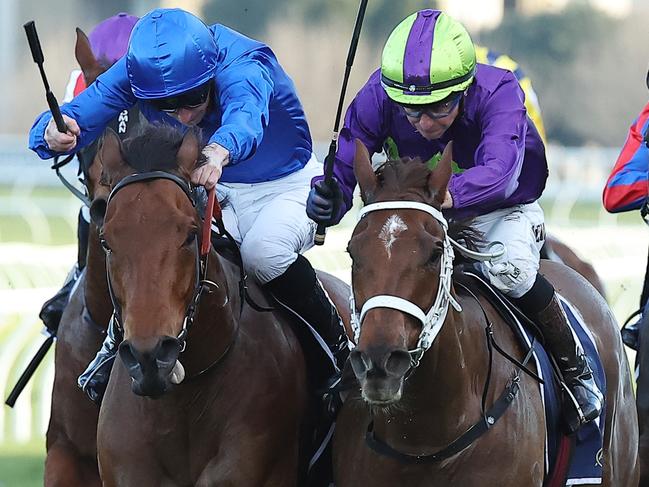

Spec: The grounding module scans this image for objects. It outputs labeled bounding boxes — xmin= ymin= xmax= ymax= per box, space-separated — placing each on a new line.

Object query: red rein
xmin=201 ymin=187 xmax=221 ymax=256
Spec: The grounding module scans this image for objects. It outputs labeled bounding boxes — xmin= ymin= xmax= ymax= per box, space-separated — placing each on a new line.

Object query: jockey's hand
xmin=306 ymin=177 xmax=345 ymax=227
xmin=193 ymin=143 xmax=230 ymax=190
xmin=441 ymin=190 xmax=453 ymax=209
xmin=44 ymin=115 xmax=80 ymax=153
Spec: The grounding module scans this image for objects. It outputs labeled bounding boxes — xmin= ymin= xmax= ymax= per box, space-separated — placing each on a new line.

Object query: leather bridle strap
xmin=107 ymin=171 xmax=194 ymax=206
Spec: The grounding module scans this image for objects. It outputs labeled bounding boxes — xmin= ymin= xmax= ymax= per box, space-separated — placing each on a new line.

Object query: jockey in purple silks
xmin=306 ymin=9 xmax=602 ymax=433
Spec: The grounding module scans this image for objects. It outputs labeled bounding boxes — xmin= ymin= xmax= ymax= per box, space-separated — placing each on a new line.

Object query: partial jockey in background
xmin=38 ymin=12 xmax=139 ymax=335
xmin=603 ymin=101 xmax=649 ymax=349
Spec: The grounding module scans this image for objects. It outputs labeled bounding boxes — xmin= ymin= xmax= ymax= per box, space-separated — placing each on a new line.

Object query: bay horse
xmin=91 ymin=124 xmax=328 ymax=485
xmin=44 ymin=27 xmax=130 ymax=487
xmin=333 ymin=140 xmax=638 ymax=486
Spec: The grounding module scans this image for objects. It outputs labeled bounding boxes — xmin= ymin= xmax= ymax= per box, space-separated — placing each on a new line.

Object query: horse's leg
xmin=196 ymin=448 xmax=299 ymax=487
xmin=45 ymin=440 xmax=101 ymax=487
xmin=45 ymin=289 xmax=103 ymax=487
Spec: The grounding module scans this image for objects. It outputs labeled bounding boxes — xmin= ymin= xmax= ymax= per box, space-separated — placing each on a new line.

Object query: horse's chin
xmin=360 ymin=378 xmax=404 ymax=405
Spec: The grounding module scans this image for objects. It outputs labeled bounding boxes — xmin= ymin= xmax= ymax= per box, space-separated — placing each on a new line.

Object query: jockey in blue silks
xmin=29 ymin=8 xmax=348 ymax=404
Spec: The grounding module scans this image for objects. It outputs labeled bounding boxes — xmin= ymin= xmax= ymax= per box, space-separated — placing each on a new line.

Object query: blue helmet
xmin=126 ymin=8 xmax=217 ymax=99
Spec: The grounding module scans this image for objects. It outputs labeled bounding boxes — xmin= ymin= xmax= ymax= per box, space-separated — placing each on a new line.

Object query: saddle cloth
xmin=527 ymin=296 xmax=606 ymax=485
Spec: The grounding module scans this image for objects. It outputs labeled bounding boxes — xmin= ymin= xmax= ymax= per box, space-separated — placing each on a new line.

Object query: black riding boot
xmin=536 ymin=293 xmax=603 ymax=432
xmin=265 ymin=255 xmax=350 ymax=378
xmin=515 ymin=275 xmax=603 ymax=433
xmin=77 ymin=315 xmax=122 ymax=404
xmin=39 ymin=210 xmax=89 ymax=334
xmin=39 ymin=265 xmax=81 ymax=334
xmin=621 ymin=316 xmax=641 ymax=351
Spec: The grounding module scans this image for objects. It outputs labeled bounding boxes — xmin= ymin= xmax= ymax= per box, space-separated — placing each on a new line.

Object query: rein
xmin=351 ymin=200 xmax=536 ymax=464
xmin=51 ymin=154 xmax=91 ymax=206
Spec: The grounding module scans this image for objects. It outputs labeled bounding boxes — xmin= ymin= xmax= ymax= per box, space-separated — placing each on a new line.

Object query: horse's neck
xmin=180 ymin=250 xmax=240 ymax=376
xmin=84 ymin=223 xmax=112 ymax=329
xmin=375 ymin=297 xmax=488 ymax=447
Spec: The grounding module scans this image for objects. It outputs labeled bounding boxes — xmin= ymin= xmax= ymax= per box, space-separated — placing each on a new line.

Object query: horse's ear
xmin=177 ymin=130 xmax=200 ymax=174
xmin=428 ymin=141 xmax=453 ymax=206
xmin=75 ymin=28 xmax=102 ymax=84
xmin=98 ymin=128 xmax=126 ymax=184
xmin=353 ymin=139 xmax=377 ymax=203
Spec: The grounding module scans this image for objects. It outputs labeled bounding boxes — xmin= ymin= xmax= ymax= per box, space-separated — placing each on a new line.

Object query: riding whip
xmin=24 ymin=20 xmax=68 ymax=133
xmin=5 ymin=334 xmax=54 ymax=407
xmin=314 ymin=0 xmax=369 ymax=245
xmin=6 ymin=22 xmax=68 ymax=407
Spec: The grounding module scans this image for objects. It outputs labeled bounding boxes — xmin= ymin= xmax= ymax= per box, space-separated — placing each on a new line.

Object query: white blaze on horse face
xmin=379 ymin=215 xmax=408 ymax=258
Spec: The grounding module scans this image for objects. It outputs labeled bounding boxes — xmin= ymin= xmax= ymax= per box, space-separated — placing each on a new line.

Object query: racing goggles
xmin=151 ymin=82 xmax=212 ymax=113
xmin=401 ymin=92 xmax=463 ymax=121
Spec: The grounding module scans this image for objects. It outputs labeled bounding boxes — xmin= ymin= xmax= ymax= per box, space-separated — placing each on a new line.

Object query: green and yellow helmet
xmin=381 ymin=10 xmax=476 ymax=105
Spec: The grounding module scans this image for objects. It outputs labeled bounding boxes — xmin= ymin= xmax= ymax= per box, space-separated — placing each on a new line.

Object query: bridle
xmin=349 ymin=200 xmax=504 ymax=372
xmin=101 ymin=171 xmax=221 ymax=354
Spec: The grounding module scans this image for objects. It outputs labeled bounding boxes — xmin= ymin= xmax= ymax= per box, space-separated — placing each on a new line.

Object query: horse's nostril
xmin=350 ymin=350 xmax=371 ymax=378
xmin=118 ymin=341 xmax=143 ymax=379
xmin=119 ymin=341 xmax=135 ymax=365
xmin=385 ymin=350 xmax=411 ymax=378
xmin=156 ymin=337 xmax=181 ymax=367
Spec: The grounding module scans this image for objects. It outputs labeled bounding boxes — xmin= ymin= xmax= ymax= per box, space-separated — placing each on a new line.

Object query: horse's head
xmin=347 ymin=140 xmax=455 ymax=405
xmin=90 ymin=125 xmax=213 ymax=397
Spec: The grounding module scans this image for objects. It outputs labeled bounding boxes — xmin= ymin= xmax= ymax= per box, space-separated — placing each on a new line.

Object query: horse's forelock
xmin=372 ymin=157 xmax=431 ymax=202
xmin=369 ymin=157 xmax=488 ymax=251
xmin=121 ymin=124 xmax=206 ymax=177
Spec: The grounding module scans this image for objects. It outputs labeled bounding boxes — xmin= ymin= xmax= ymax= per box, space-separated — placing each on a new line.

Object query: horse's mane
xmin=448 ymin=221 xmax=484 ymax=255
xmin=121 ymin=123 xmax=207 ymax=173
xmin=375 ymin=157 xmax=485 ymax=254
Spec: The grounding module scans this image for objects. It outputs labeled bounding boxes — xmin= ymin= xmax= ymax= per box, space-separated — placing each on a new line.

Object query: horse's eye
xmin=184 ymin=231 xmax=197 ymax=247
xmin=426 ymin=246 xmax=443 ymax=267
xmin=99 ymin=234 xmax=111 ymax=253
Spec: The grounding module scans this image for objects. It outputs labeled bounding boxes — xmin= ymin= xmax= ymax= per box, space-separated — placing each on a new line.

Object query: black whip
xmin=24 ymin=20 xmax=68 ymax=133
xmin=5 ymin=334 xmax=54 ymax=407
xmin=314 ymin=0 xmax=369 ymax=245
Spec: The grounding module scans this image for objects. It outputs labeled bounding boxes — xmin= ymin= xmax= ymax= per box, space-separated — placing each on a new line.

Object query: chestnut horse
xmin=90 ymin=125 xmax=321 ymax=485
xmin=333 ymin=141 xmax=638 ymax=486
xmin=44 ymin=28 xmax=130 ymax=487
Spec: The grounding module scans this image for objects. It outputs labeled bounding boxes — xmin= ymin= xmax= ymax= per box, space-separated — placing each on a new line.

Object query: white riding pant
xmin=216 ymin=155 xmax=320 ymax=284
xmin=471 ymin=202 xmax=546 ymax=298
